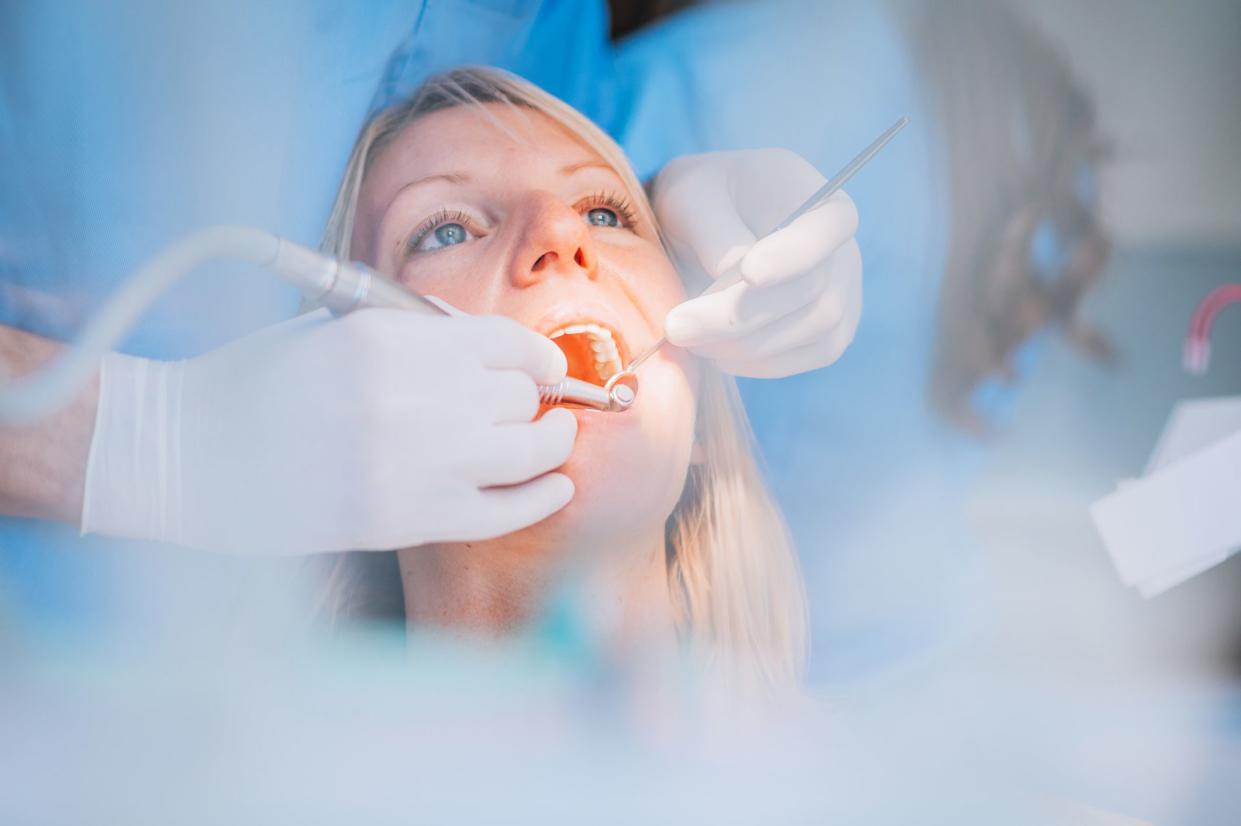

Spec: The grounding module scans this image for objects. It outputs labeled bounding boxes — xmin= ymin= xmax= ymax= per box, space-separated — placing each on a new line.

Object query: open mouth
xmin=545 ymin=321 xmax=631 ymax=387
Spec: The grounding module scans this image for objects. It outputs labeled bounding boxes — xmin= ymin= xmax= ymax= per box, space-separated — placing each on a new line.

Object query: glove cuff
xmin=80 ymin=352 xmax=184 ymax=544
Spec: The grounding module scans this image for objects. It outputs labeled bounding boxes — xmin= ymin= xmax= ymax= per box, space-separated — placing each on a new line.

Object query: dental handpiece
xmin=298 ymin=256 xmax=635 ymax=412
xmin=0 ymin=225 xmax=633 ymax=425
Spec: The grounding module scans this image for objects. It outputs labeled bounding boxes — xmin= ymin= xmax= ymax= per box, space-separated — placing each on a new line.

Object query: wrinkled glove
xmin=81 ymin=308 xmax=576 ymax=554
xmin=653 ymin=148 xmax=862 ymax=378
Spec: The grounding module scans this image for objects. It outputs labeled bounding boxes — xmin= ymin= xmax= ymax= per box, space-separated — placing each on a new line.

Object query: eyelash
xmin=402 ymin=191 xmax=640 ymax=257
xmin=405 ymin=208 xmax=474 ymax=255
xmin=577 ymin=190 xmax=639 ymax=230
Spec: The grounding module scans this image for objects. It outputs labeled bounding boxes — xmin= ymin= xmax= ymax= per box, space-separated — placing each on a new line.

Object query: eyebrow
xmin=384 ymin=158 xmax=621 ymax=217
xmin=392 ymin=160 xmax=606 ymax=202
xmin=382 ymin=171 xmax=472 ymax=215
xmin=408 ymin=171 xmax=472 ymax=188
xmin=560 ymin=160 xmax=615 ymax=176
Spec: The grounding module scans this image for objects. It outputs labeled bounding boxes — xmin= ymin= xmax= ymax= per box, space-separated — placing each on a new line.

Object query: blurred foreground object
xmin=2 ymin=622 xmax=1232 ymax=825
xmin=1092 ymin=287 xmax=1241 ymax=597
xmin=1092 ymin=401 xmax=1241 ymax=598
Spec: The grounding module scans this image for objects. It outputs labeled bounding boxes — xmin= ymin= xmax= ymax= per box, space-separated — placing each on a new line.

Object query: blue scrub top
xmin=1 ymin=0 xmax=984 ymax=679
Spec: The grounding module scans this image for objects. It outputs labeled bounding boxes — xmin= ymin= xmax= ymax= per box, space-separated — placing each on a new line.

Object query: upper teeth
xmin=548 ymin=322 xmax=613 ymax=341
xmin=548 ymin=322 xmax=622 ymax=381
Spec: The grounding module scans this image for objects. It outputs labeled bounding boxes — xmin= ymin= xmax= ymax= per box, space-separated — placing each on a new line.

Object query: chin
xmin=535 ymin=354 xmax=697 ymax=546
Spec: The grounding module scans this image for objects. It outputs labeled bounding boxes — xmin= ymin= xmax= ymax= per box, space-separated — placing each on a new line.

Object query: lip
xmin=560 ymin=398 xmax=641 ymax=431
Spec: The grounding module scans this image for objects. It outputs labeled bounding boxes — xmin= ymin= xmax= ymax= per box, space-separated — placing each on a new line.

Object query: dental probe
xmin=611 ymin=116 xmax=910 ymax=390
xmin=306 ymin=261 xmax=635 ymax=412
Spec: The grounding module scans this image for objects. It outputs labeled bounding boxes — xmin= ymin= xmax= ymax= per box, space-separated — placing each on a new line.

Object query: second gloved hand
xmin=653 ymin=148 xmax=862 ymax=378
xmin=81 ymin=308 xmax=577 ymax=554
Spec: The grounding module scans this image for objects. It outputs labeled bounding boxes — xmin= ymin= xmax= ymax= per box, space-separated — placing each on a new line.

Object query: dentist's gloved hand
xmin=653 ymin=148 xmax=862 ymax=378
xmin=80 ymin=309 xmax=576 ymax=554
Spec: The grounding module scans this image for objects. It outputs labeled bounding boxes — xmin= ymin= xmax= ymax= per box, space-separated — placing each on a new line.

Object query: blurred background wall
xmin=963 ymin=0 xmax=1241 ymax=676
xmin=1023 ymin=0 xmax=1241 ymax=246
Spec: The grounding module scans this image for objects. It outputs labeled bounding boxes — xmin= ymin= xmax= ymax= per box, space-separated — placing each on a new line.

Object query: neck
xmin=396 ymin=524 xmax=675 ymax=648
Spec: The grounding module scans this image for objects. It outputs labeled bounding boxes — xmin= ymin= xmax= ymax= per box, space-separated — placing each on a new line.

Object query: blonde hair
xmin=321 ymin=67 xmax=808 ymax=690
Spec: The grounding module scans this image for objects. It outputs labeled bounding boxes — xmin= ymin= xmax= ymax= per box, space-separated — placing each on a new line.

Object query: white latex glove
xmin=652 ymin=148 xmax=862 ymax=378
xmin=80 ymin=308 xmax=576 ymax=554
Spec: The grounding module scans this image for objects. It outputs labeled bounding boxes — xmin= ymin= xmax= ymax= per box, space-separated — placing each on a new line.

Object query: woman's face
xmin=351 ymin=103 xmax=699 ymax=547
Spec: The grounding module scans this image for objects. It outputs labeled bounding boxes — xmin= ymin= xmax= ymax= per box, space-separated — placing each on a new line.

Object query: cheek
xmin=602 ymin=244 xmax=688 ymax=329
xmin=391 ymin=246 xmax=504 ymax=314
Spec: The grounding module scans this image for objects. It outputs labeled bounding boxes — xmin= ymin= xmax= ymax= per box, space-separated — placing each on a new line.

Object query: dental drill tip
xmin=611 ymin=383 xmax=636 ymax=409
xmin=604 ymin=372 xmax=638 ymax=411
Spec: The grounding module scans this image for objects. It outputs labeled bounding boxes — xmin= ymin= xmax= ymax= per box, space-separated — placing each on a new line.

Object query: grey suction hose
xmin=0 ymin=225 xmax=374 ymax=424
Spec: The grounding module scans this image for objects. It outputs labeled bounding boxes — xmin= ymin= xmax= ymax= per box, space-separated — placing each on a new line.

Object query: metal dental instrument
xmin=316 ymin=267 xmax=635 ymax=412
xmin=605 ymin=116 xmax=910 ymax=401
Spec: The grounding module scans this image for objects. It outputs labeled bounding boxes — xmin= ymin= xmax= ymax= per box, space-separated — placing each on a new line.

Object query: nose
xmin=509 ymin=192 xmax=598 ymax=288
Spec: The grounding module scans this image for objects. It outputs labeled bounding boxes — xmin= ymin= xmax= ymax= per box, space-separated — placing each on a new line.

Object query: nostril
xmin=574 ymin=248 xmax=586 ymax=268
xmin=532 ymin=252 xmax=553 ymax=271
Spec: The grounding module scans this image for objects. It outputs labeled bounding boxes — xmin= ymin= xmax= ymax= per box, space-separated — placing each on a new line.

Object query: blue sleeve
xmin=371 ymin=0 xmax=614 ymax=119
xmin=0 ymin=1 xmax=423 ymax=353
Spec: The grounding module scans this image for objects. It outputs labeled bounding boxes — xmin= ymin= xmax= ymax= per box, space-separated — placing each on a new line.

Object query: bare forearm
xmin=0 ymin=324 xmax=98 ymax=523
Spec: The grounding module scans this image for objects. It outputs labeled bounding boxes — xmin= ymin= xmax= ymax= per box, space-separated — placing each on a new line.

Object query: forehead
xmin=363 ymin=103 xmax=605 ymax=200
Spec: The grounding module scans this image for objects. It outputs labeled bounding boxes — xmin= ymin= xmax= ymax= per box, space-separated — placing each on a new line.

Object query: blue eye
xmin=433 ymin=223 xmax=468 ymax=246
xmin=585 ymin=207 xmax=619 ymax=227
xmin=409 ymin=215 xmax=477 ymax=255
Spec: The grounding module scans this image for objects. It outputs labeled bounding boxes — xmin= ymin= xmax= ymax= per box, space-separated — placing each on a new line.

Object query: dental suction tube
xmin=0 ymin=226 xmax=631 ymax=424
xmin=1 ymin=227 xmax=291 ymax=422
